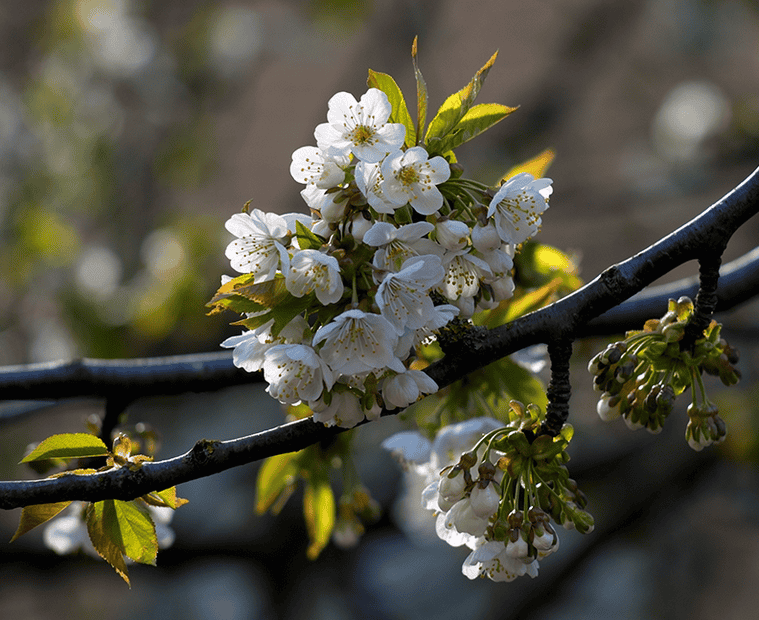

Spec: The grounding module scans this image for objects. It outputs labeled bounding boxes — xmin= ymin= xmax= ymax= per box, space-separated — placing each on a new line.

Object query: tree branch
xmin=1 ymin=166 xmax=758 ymax=509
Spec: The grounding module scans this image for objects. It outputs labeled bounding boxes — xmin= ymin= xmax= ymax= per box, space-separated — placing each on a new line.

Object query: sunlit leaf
xmin=232 ymin=291 xmax=313 ymax=338
xmin=86 ymin=501 xmax=131 ymax=586
xmin=434 ymin=102 xmax=518 ymax=154
xmin=516 ymin=242 xmax=582 ymax=291
xmin=10 ymin=501 xmax=72 ymax=542
xmin=256 ymin=452 xmax=301 ymax=515
xmin=425 ymin=50 xmax=499 ymax=152
xmin=502 ymin=148 xmax=556 ymax=182
xmin=88 ymin=499 xmax=158 ymax=574
xmin=303 ymin=476 xmax=336 ymax=560
xmin=497 ymin=357 xmax=548 ymax=411
xmin=295 ymin=220 xmax=325 ymax=251
xmin=503 ymin=278 xmax=563 ymax=322
xmin=21 ymin=433 xmax=109 ymax=463
xmin=367 ymin=69 xmax=416 ymax=147
xmin=143 ymin=487 xmax=189 ymax=510
xmin=411 ymin=36 xmax=428 ymax=144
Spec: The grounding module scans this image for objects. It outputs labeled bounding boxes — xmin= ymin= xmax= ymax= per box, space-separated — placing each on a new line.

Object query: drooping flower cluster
xmin=383 ymin=404 xmax=593 ymax=582
xmin=212 ymin=83 xmax=553 ymax=427
xmin=589 ymin=296 xmax=740 ymax=450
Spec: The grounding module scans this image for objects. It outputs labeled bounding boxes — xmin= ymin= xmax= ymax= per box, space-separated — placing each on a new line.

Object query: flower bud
xmin=472 ymin=221 xmax=501 ymax=252
xmin=439 ymin=469 xmax=467 ymax=502
xmin=470 ymin=482 xmax=500 ymax=518
xmin=435 ymin=219 xmax=470 ymax=251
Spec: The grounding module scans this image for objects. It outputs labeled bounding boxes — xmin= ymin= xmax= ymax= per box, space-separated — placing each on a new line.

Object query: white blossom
xmin=381 ymin=147 xmax=451 ymax=215
xmin=469 ymin=483 xmax=500 ymax=519
xmin=221 ymin=315 xmax=308 ymax=372
xmin=471 ymin=221 xmax=502 ymax=252
xmin=363 ymin=221 xmax=434 ymax=272
xmin=289 ymin=146 xmax=348 ymax=188
xmin=435 ymin=219 xmax=470 ymax=251
xmin=315 ymin=89 xmax=406 ymax=163
xmin=375 ymin=255 xmax=445 ymax=334
xmin=300 ymin=184 xmax=349 ymax=223
xmin=313 ymin=309 xmax=404 ymax=376
xmin=310 ymin=389 xmax=366 ymax=428
xmin=355 ymin=160 xmax=404 ymax=214
xmin=224 ymin=210 xmax=290 ymax=280
xmin=262 ymin=343 xmax=334 ymax=404
xmin=438 ymin=250 xmax=493 ymax=301
xmin=382 ymin=368 xmax=439 ymax=409
xmin=462 ymin=540 xmax=539 ymax=582
xmin=285 ymin=249 xmax=344 ymax=305
xmin=488 ymin=172 xmax=552 ymax=245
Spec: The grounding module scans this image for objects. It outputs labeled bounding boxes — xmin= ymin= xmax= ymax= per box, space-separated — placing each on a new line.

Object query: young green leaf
xmin=88 ymin=499 xmax=158 ymax=574
xmin=256 ymin=452 xmax=300 ymax=515
xmin=411 ymin=36 xmax=428 ymax=145
xmin=206 ymin=274 xmax=284 ymax=316
xmin=367 ymin=69 xmax=416 ymax=147
xmin=295 ymin=219 xmax=326 ymax=251
xmin=143 ymin=487 xmax=190 ymax=510
xmin=233 ymin=291 xmax=313 ymax=338
xmin=303 ymin=476 xmax=336 ymax=560
xmin=425 ymin=50 xmax=499 ymax=152
xmin=501 ymin=147 xmax=555 ymax=182
xmin=86 ymin=501 xmax=132 ymax=586
xmin=433 ymin=102 xmax=518 ymax=154
xmin=10 ymin=501 xmax=72 ymax=542
xmin=21 ymin=433 xmax=109 ymax=463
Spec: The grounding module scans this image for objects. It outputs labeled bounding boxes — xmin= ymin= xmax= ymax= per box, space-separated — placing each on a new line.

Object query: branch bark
xmin=1 ymin=166 xmax=758 ymax=509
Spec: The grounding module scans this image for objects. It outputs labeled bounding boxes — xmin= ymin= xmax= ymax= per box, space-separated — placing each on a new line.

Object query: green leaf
xmin=425 ymin=50 xmax=499 ymax=152
xmin=232 ymin=291 xmax=313 ymax=338
xmin=367 ymin=69 xmax=416 ymax=147
xmin=497 ymin=358 xmax=548 ymax=411
xmin=411 ymin=36 xmax=428 ymax=145
xmin=295 ymin=219 xmax=325 ymax=251
xmin=434 ymin=103 xmax=517 ymax=154
xmin=86 ymin=501 xmax=132 ymax=586
xmin=206 ymin=274 xmax=284 ymax=316
xmin=303 ymin=475 xmax=336 ymax=560
xmin=515 ymin=242 xmax=583 ymax=292
xmin=501 ymin=148 xmax=555 ymax=182
xmin=88 ymin=499 xmax=158 ymax=575
xmin=143 ymin=487 xmax=189 ymax=510
xmin=256 ymin=452 xmax=301 ymax=515
xmin=10 ymin=501 xmax=72 ymax=542
xmin=21 ymin=433 xmax=109 ymax=463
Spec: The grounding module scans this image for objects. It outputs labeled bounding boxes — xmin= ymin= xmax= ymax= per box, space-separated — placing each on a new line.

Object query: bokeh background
xmin=1 ymin=0 xmax=759 ymax=618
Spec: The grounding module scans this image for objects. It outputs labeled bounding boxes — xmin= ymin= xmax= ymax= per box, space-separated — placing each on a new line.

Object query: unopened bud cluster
xmin=423 ymin=401 xmax=593 ymax=582
xmin=589 ymin=296 xmax=739 ymax=450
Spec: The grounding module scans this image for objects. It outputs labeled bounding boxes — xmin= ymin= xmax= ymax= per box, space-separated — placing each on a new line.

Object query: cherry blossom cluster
xmin=218 ymin=87 xmax=553 ymax=427
xmin=383 ymin=403 xmax=592 ymax=582
xmin=589 ymin=296 xmax=739 ymax=450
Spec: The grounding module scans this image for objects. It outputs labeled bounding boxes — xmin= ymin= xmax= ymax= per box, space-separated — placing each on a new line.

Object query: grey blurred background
xmin=1 ymin=0 xmax=759 ymax=618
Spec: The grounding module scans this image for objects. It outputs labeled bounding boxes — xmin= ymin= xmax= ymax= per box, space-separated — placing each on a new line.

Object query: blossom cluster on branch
xmin=6 ymin=40 xmax=753 ymax=587
xmin=210 ymin=54 xmax=551 ymax=428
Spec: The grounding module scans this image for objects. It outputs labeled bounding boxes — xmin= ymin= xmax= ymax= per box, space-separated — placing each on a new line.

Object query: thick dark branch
xmin=1 ymin=166 xmax=758 ymax=509
xmin=0 ymin=351 xmax=259 ymax=400
xmin=1 ymin=246 xmax=757 ymax=402
xmin=581 ymin=245 xmax=759 ymax=336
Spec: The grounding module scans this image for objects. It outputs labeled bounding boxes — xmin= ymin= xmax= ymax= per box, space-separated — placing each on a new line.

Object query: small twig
xmin=540 ymin=339 xmax=573 ymax=437
xmin=681 ymin=253 xmax=723 ymax=351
